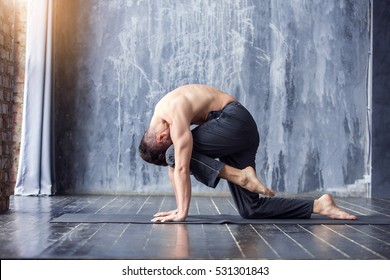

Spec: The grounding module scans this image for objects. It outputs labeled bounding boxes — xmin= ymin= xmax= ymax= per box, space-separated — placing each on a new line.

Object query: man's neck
xmin=150 ymin=116 xmax=168 ymax=134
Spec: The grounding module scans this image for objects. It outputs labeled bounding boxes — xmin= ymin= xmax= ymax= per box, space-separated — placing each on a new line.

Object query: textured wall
xmin=372 ymin=0 xmax=390 ymax=197
xmin=12 ymin=0 xmax=27 ymax=189
xmin=0 ymin=0 xmax=27 ymax=211
xmin=0 ymin=0 xmax=15 ymax=211
xmin=54 ymin=0 xmax=371 ymax=195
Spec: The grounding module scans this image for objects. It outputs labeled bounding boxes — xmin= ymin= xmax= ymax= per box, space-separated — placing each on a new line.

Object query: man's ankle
xmin=312 ymin=199 xmax=320 ymax=214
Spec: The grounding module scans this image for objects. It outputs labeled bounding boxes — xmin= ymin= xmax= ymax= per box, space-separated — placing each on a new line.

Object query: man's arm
xmin=152 ymin=167 xmax=178 ymax=219
xmin=168 ymin=166 xmax=179 ymax=208
xmin=152 ymin=103 xmax=193 ymax=222
xmin=171 ymin=127 xmax=193 ymax=219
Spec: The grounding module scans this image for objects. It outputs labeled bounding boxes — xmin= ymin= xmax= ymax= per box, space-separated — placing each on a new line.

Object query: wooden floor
xmin=1 ymin=195 xmax=390 ymax=259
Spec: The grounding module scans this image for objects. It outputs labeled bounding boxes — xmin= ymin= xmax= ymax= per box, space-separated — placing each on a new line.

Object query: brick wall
xmin=12 ymin=0 xmax=27 ymax=192
xmin=0 ymin=0 xmax=27 ymax=213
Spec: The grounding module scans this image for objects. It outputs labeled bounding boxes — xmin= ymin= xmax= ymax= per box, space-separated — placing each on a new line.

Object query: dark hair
xmin=138 ymin=131 xmax=168 ymax=166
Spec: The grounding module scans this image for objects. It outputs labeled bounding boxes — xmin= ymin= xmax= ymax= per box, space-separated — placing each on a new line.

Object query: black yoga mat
xmin=51 ymin=213 xmax=390 ymax=225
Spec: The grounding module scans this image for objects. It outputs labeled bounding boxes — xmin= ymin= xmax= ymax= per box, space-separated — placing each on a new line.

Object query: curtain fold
xmin=14 ymin=0 xmax=55 ymax=196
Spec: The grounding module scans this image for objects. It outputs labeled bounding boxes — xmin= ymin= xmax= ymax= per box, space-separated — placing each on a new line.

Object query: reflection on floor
xmin=1 ymin=195 xmax=389 ymax=259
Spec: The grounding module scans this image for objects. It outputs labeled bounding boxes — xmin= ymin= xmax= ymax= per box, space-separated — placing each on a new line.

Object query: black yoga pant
xmin=166 ymin=101 xmax=314 ymax=219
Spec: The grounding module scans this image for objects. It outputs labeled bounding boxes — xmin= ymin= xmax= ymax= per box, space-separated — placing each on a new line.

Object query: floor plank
xmin=250 ymin=224 xmax=316 ymax=259
xmin=321 ymin=224 xmax=388 ymax=259
xmin=227 ymin=224 xmax=281 ymax=259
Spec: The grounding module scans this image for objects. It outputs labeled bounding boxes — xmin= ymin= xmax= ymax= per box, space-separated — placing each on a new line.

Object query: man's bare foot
xmin=313 ymin=194 xmax=357 ymax=220
xmin=241 ymin=167 xmax=275 ymax=196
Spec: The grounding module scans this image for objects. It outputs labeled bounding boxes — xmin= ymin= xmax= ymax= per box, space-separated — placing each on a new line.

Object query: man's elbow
xmin=175 ymin=165 xmax=190 ymax=176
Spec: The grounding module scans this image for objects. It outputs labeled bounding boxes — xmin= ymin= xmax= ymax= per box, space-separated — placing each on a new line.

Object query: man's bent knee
xmin=165 ymin=145 xmax=175 ymax=167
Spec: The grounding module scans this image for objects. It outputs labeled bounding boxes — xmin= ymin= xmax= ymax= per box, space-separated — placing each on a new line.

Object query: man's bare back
xmin=152 ymin=84 xmax=236 ymax=126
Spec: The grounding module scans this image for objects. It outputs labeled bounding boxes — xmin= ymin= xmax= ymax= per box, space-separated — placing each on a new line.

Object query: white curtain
xmin=15 ymin=0 xmax=55 ymax=195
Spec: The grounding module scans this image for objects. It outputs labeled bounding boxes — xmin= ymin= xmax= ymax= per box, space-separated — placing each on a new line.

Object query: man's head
xmin=138 ymin=128 xmax=172 ymax=166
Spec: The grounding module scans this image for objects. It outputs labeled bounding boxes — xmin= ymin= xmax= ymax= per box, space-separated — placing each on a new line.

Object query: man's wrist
xmin=176 ymin=210 xmax=188 ymax=221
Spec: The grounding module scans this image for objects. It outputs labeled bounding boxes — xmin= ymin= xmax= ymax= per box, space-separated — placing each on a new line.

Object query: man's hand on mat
xmin=153 ymin=209 xmax=178 ymax=217
xmin=151 ymin=209 xmax=186 ymax=223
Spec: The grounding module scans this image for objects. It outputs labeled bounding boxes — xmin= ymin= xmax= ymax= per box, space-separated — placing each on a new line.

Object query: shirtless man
xmin=139 ymin=84 xmax=357 ymax=222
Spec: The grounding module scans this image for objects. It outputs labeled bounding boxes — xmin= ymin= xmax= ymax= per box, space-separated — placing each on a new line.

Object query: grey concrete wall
xmin=54 ymin=0 xmax=371 ymax=196
xmin=372 ymin=0 xmax=390 ymax=197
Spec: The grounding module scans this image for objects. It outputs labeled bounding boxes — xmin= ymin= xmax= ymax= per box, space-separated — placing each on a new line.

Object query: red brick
xmin=0 ymin=0 xmax=27 ymax=212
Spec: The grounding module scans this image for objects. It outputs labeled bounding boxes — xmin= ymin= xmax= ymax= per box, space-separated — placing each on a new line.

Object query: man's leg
xmin=219 ymin=165 xmax=275 ymax=196
xmin=190 ymin=102 xmax=315 ymax=219
xmin=166 ymin=145 xmax=223 ymax=188
xmin=220 ymin=151 xmax=314 ymax=219
xmin=166 ymin=145 xmax=273 ymax=195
